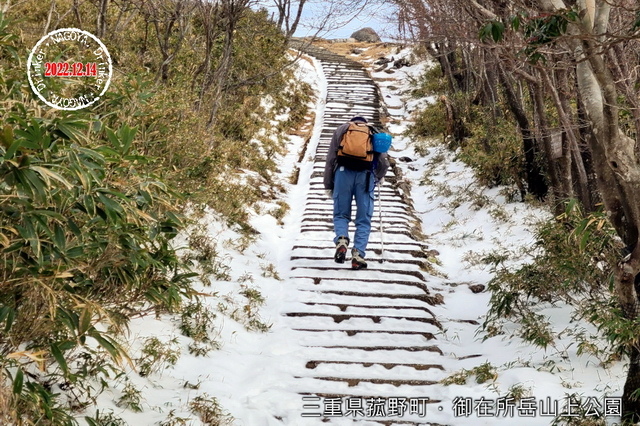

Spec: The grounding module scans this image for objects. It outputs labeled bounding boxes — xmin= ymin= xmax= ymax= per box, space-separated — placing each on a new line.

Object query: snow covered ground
xmin=83 ymin=45 xmax=627 ymax=426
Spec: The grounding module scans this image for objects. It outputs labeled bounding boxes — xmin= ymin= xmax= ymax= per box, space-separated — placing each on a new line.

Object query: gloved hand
xmin=325 ymin=189 xmax=333 ymax=199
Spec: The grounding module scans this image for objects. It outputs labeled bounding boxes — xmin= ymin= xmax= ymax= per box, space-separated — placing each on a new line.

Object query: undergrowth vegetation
xmin=484 ymin=200 xmax=625 ymax=366
xmin=407 ymin=47 xmax=629 ymax=418
xmin=0 ymin=0 xmax=311 ymax=421
xmin=407 ymin=65 xmax=525 ymax=190
xmin=410 ymin=59 xmax=628 ymax=362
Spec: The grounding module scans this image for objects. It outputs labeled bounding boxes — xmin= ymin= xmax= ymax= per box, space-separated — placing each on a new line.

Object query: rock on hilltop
xmin=350 ymin=27 xmax=381 ymax=43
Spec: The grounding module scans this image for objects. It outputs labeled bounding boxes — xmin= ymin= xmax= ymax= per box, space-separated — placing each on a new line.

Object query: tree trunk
xmin=275 ymin=0 xmax=286 ymax=29
xmin=530 ymin=80 xmax=566 ymax=212
xmin=570 ymin=2 xmax=640 ymax=417
xmin=150 ymin=0 xmax=192 ymax=83
xmin=427 ymin=43 xmax=470 ymax=144
xmin=192 ymin=0 xmax=220 ymax=109
xmin=73 ymin=0 xmax=83 ymax=27
xmin=477 ymin=55 xmax=501 ymax=120
xmin=558 ymin=67 xmax=593 ymax=211
xmin=207 ymin=28 xmax=234 ymax=128
xmin=207 ymin=0 xmax=246 ymax=129
xmin=498 ymin=63 xmax=547 ymax=199
xmin=96 ymin=0 xmax=109 ymax=38
xmin=624 ymin=345 xmax=640 ymax=422
xmin=286 ymin=0 xmax=306 ymax=38
xmin=608 ymin=44 xmax=640 ymax=159
xmin=542 ymin=67 xmax=593 ymax=209
xmin=428 ymin=42 xmax=458 ymax=94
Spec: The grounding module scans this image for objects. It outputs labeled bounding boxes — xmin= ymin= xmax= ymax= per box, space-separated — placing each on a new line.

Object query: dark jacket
xmin=323 ymin=122 xmax=390 ymax=190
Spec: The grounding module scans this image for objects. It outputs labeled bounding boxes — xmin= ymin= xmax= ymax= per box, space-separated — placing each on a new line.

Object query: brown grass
xmin=311 ymin=40 xmax=399 ymax=64
xmin=372 ymin=77 xmax=398 ymax=82
xmin=288 ymin=111 xmax=316 ymax=138
xmin=0 ymin=382 xmax=17 ymax=426
xmin=291 ymin=50 xmax=316 ymax=68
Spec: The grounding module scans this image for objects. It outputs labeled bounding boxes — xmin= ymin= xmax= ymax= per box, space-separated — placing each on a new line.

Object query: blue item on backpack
xmin=372 ymin=133 xmax=392 ymax=153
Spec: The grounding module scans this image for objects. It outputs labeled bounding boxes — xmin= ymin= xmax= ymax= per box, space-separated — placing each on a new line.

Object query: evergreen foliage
xmin=0 ymin=0 xmax=311 ymax=421
xmin=0 ymin=10 xmax=195 ymax=423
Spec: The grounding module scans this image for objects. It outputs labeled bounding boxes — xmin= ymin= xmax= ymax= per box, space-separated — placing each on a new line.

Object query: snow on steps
xmin=282 ymin=42 xmax=450 ymax=425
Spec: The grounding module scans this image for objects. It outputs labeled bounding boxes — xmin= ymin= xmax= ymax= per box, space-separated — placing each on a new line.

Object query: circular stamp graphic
xmin=27 ymin=28 xmax=112 ymax=111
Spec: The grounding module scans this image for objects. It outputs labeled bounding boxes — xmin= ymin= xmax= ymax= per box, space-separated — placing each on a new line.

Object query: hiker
xmin=323 ymin=116 xmax=389 ymax=270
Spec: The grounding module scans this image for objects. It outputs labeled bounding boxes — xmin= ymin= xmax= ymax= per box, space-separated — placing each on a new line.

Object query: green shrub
xmin=180 ymin=300 xmax=216 ymax=345
xmin=0 ymin=11 xmax=195 ymax=423
xmin=0 ymin=0 xmax=312 ymax=420
xmin=137 ymin=337 xmax=181 ymax=377
xmin=85 ymin=410 xmax=128 ymax=426
xmin=189 ymin=394 xmax=233 ymax=426
xmin=410 ymin=64 xmax=448 ymax=99
xmin=224 ymin=286 xmax=272 ymax=332
xmin=407 ymin=102 xmax=448 ymax=142
xmin=406 ymin=62 xmax=525 ymax=190
xmin=269 ymin=201 xmax=290 ymax=225
xmin=459 ymin=111 xmax=524 ymax=188
xmin=116 ymin=382 xmax=144 ymax=412
xmin=485 ymin=200 xmax=625 ymax=364
xmin=182 ymin=229 xmax=232 ymax=285
xmin=440 ymin=362 xmax=497 ymax=385
xmin=159 ymin=410 xmax=191 ymax=426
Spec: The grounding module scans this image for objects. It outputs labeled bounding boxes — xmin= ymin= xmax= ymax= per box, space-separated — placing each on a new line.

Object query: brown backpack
xmin=338 ymin=122 xmax=373 ymax=162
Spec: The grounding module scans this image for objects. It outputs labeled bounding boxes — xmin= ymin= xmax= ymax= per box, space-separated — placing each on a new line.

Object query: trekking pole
xmin=378 ymin=183 xmax=384 ymax=263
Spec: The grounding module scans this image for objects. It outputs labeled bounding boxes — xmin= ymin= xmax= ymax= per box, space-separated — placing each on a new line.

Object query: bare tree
xmin=191 ymin=0 xmax=223 ymax=109
xmin=112 ymin=0 xmax=140 ymax=38
xmin=96 ymin=0 xmax=109 ymax=37
xmin=563 ymin=2 xmax=640 ymax=417
xmin=396 ymin=0 xmax=640 ymax=418
xmin=272 ymin=0 xmax=307 ymax=38
xmin=206 ymin=0 xmax=252 ymax=129
xmin=142 ymin=0 xmax=196 ymax=83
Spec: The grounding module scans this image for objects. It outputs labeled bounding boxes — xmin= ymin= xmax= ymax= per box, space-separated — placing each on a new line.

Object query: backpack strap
xmin=371 ymin=153 xmax=379 ymax=189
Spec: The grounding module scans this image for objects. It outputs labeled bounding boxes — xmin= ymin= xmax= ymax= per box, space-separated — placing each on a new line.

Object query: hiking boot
xmin=351 ymin=249 xmax=367 ymax=270
xmin=334 ymin=236 xmax=349 ymax=263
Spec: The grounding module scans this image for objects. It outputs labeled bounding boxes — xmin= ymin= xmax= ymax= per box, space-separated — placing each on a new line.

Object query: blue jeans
xmin=333 ymin=166 xmax=374 ymax=257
